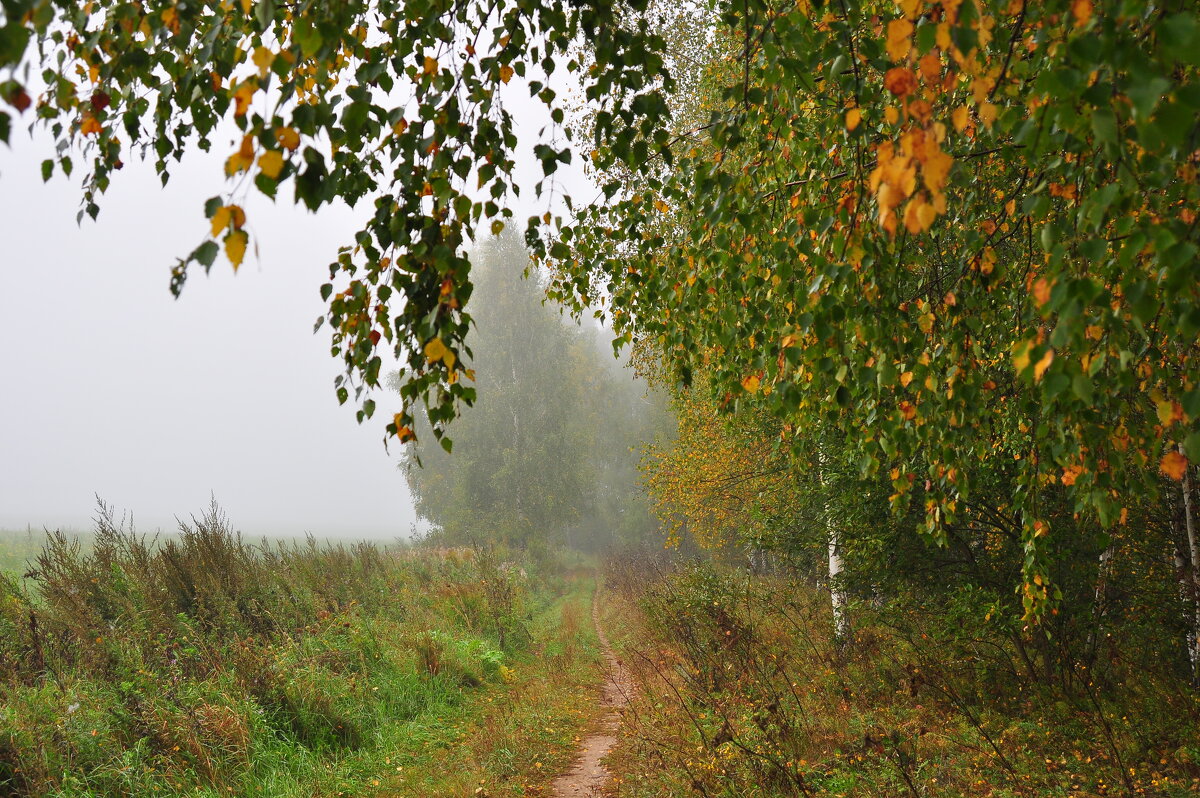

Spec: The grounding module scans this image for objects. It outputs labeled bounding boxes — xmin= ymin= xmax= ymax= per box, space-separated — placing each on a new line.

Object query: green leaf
xmin=1090 ymin=108 xmax=1117 ymax=145
xmin=1185 ymin=432 xmax=1200 ymax=463
xmin=192 ymin=241 xmax=219 ymax=269
xmin=1126 ymin=75 xmax=1170 ymax=121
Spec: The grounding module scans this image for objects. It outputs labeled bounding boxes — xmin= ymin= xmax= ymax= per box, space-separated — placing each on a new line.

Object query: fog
xmin=0 ymin=80 xmax=588 ymax=539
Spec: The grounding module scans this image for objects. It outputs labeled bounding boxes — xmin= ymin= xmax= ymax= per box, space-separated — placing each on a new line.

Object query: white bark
xmin=817 ymin=451 xmax=850 ymax=640
xmin=1087 ymin=543 xmax=1115 ymax=657
xmin=827 ymin=527 xmax=849 ymax=640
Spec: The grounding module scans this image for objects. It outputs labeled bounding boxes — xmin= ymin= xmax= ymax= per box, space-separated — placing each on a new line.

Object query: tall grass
xmin=601 ymin=556 xmax=1200 ymax=798
xmin=0 ymin=501 xmax=540 ymax=797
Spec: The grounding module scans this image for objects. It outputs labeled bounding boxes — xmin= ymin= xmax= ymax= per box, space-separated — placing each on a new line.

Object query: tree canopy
xmin=4 ymin=0 xmax=1199 ymax=606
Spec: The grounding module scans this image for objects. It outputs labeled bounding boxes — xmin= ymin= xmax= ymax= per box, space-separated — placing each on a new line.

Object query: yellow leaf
xmin=741 ymin=374 xmax=760 ymax=393
xmin=979 ymin=102 xmax=997 ymax=128
xmin=781 ymin=334 xmax=798 ymax=348
xmin=210 ymin=205 xmax=231 ymax=236
xmin=899 ymin=371 xmax=913 ymax=387
xmin=225 ymin=230 xmax=248 ymax=271
xmin=80 ymin=114 xmax=102 ymax=136
xmin=258 ymin=150 xmax=284 ymax=179
xmin=225 ymin=135 xmax=255 ymax=175
xmin=1156 ymin=399 xmax=1184 ymax=426
xmin=1160 ymin=451 xmax=1188 ymax=481
xmin=1033 ymin=348 xmax=1054 ymax=381
xmin=951 ymin=106 xmax=970 ymax=132
xmin=275 ymin=126 xmax=300 ymax=151
xmin=499 ymin=64 xmax=514 ymax=84
xmin=1012 ymin=340 xmax=1032 ymax=373
xmin=884 ymin=106 xmax=900 ymax=125
xmin=923 ymin=149 xmax=953 ymax=193
xmin=897 ymin=0 xmax=923 ymax=20
xmin=443 ymin=349 xmax=457 ymax=369
xmin=886 ymin=18 xmax=914 ymax=62
xmin=424 ymin=337 xmax=448 ymax=364
xmin=252 ymin=47 xmax=275 ymax=78
xmin=904 ymin=196 xmax=937 ymax=233
xmin=845 ymin=108 xmax=861 ymax=131
xmin=240 ymin=0 xmax=252 ymax=14
xmin=935 ymin=22 xmax=951 ymax=51
xmin=423 ymin=56 xmax=439 ymax=76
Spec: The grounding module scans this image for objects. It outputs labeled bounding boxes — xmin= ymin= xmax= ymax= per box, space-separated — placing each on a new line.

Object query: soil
xmin=548 ymin=588 xmax=632 ymax=797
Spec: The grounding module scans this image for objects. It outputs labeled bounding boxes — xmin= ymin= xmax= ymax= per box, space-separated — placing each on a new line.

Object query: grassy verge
xmin=0 ymin=506 xmax=606 ymax=797
xmin=600 ymin=558 xmax=1200 ymax=798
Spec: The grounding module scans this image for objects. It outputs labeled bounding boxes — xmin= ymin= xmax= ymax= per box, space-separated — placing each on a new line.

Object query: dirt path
xmin=548 ymin=586 xmax=632 ymax=797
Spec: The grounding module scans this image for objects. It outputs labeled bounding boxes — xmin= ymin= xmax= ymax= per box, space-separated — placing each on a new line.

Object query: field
xmin=0 ymin=510 xmax=607 ymax=797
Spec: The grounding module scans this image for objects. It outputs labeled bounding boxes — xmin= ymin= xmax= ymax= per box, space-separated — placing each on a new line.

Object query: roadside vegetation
xmin=599 ymin=555 xmax=1200 ymax=798
xmin=0 ymin=504 xmax=604 ymax=797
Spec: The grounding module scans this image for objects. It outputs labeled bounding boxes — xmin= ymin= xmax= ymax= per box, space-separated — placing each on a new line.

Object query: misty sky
xmin=0 ymin=72 xmax=590 ymax=539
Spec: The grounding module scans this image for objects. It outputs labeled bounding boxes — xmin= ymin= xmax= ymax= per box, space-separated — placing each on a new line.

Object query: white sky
xmin=0 ymin=61 xmax=591 ymax=539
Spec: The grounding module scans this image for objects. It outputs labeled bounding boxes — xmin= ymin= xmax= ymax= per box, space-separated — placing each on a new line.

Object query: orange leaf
xmin=499 ymin=64 xmax=514 ymax=84
xmin=1032 ymin=277 xmax=1052 ymax=308
xmin=884 ymin=67 xmax=917 ymax=97
xmin=845 ymin=108 xmax=861 ymax=131
xmin=1161 ymin=451 xmax=1188 ymax=481
xmin=741 ymin=374 xmax=761 ymax=393
xmin=1072 ymin=0 xmax=1092 ymax=26
xmin=275 ymin=126 xmax=300 ymax=151
xmin=232 ymin=82 xmax=256 ymax=117
xmin=80 ymin=114 xmax=102 ymax=136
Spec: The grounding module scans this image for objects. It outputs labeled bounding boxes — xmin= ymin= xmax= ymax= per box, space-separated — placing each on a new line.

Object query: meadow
xmin=0 ymin=507 xmax=605 ymax=797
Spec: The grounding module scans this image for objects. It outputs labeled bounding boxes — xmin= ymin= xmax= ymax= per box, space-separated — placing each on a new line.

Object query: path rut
xmin=548 ymin=587 xmax=631 ymax=797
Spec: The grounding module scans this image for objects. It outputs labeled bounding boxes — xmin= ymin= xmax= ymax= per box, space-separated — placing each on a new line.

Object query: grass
xmin=599 ymin=558 xmax=1200 ymax=798
xmin=0 ymin=505 xmax=608 ymax=797
xmin=0 ymin=529 xmax=88 ymax=576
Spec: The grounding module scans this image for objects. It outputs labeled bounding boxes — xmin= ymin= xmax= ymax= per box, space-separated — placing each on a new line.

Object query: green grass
xmin=0 ymin=510 xmax=608 ymax=798
xmin=0 ymin=529 xmax=79 ymax=576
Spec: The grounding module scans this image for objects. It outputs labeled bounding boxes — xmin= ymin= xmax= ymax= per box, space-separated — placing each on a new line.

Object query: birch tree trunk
xmin=817 ymin=450 xmax=850 ymax=641
xmin=1086 ymin=543 xmax=1115 ymax=661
